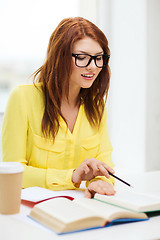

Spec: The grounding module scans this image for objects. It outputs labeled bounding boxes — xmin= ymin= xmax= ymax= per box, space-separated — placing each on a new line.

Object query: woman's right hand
xmin=72 ymin=158 xmax=114 ymax=184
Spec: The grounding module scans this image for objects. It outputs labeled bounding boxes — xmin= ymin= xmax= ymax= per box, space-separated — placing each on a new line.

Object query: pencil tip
xmin=130 ymin=185 xmax=134 ymax=188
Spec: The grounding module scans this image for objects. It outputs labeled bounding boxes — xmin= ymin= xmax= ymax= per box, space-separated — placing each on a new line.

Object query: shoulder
xmin=16 ymin=82 xmax=43 ymax=95
xmin=6 ymin=83 xmax=44 ymax=115
xmin=9 ymin=83 xmax=43 ymax=101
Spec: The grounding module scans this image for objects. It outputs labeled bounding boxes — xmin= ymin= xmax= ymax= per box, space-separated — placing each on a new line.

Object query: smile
xmin=81 ymin=74 xmax=94 ymax=78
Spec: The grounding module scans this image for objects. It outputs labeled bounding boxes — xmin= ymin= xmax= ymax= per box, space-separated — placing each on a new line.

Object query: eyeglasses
xmin=72 ymin=53 xmax=110 ymax=68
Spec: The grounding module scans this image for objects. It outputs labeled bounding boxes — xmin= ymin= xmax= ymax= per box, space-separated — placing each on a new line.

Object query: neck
xmin=62 ymin=86 xmax=80 ymax=108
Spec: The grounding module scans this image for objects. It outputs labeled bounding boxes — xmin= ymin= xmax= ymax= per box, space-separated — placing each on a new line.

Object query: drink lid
xmin=0 ymin=162 xmax=24 ymax=174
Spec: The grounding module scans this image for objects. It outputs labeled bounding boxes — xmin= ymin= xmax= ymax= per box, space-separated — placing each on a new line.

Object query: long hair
xmin=33 ymin=17 xmax=111 ymax=140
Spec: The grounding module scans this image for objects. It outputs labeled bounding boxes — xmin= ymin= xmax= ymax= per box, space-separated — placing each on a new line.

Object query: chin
xmin=81 ymin=81 xmax=94 ymax=89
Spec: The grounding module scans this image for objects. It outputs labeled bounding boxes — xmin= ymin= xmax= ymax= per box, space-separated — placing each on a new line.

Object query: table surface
xmin=0 ymin=171 xmax=160 ymax=240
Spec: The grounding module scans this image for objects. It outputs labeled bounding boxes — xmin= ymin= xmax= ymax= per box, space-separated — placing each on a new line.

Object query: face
xmin=69 ymin=37 xmax=103 ymax=93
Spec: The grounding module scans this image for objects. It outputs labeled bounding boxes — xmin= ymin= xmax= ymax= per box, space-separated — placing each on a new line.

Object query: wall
xmin=108 ymin=0 xmax=147 ymax=173
xmin=146 ymin=0 xmax=160 ymax=171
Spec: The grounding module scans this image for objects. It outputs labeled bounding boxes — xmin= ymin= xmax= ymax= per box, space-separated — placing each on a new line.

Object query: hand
xmin=85 ymin=180 xmax=116 ymax=198
xmin=72 ymin=158 xmax=114 ymax=184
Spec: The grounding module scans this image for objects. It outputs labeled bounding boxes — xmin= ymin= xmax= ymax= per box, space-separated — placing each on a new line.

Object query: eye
xmin=76 ymin=55 xmax=87 ymax=60
xmin=96 ymin=55 xmax=103 ymax=61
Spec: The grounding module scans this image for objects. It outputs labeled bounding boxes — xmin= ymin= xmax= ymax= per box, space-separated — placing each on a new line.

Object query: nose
xmin=86 ymin=59 xmax=97 ymax=70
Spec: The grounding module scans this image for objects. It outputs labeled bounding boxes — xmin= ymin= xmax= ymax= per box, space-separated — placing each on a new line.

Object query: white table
xmin=0 ymin=171 xmax=160 ymax=240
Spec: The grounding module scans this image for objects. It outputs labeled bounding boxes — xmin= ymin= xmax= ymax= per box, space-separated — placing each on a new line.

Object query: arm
xmin=86 ymin=107 xmax=115 ymax=186
xmin=71 ymin=107 xmax=115 ymax=197
xmin=2 ymin=86 xmax=78 ymax=190
xmin=85 ymin=107 xmax=115 ymax=197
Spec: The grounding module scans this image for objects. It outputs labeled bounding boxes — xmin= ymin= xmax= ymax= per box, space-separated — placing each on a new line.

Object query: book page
xmin=74 ymin=198 xmax=134 ymax=218
xmin=21 ymin=187 xmax=85 ymax=202
xmin=94 ymin=189 xmax=160 ymax=212
xmin=32 ymin=198 xmax=102 ymax=224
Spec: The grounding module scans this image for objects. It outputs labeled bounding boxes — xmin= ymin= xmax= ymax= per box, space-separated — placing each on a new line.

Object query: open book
xmin=29 ymin=197 xmax=148 ymax=234
xmin=94 ymin=190 xmax=160 ymax=212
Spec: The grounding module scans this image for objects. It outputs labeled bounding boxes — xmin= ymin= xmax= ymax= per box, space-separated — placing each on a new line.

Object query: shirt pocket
xmin=29 ymin=133 xmax=65 ymax=169
xmin=80 ymin=134 xmax=100 ymax=160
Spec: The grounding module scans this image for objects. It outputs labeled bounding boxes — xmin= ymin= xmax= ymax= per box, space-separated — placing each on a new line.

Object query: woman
xmin=2 ymin=17 xmax=115 ymax=198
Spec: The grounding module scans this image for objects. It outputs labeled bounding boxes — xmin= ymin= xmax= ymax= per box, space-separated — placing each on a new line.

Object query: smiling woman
xmin=2 ymin=17 xmax=115 ymax=199
xmin=69 ymin=37 xmax=104 ymax=91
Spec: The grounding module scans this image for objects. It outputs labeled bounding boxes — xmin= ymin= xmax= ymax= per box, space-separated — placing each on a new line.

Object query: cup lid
xmin=0 ymin=162 xmax=24 ymax=174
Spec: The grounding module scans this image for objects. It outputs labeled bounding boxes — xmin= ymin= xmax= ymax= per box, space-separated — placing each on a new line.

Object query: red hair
xmin=33 ymin=17 xmax=111 ymax=140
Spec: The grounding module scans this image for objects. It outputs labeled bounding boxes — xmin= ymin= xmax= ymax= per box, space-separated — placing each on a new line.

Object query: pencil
xmin=109 ymin=172 xmax=133 ymax=188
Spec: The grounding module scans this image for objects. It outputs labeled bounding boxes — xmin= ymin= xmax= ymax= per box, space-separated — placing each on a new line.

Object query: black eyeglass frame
xmin=72 ymin=53 xmax=110 ymax=68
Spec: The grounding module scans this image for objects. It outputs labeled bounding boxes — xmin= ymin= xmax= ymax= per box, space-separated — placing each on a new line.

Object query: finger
xmin=85 ymin=189 xmax=94 ymax=199
xmin=102 ymin=163 xmax=115 ymax=174
xmin=86 ymin=159 xmax=114 ymax=177
xmin=87 ymin=161 xmax=100 ymax=176
xmin=84 ymin=158 xmax=99 ymax=169
xmin=87 ymin=163 xmax=109 ymax=178
xmin=104 ymin=187 xmax=116 ymax=195
xmin=72 ymin=164 xmax=90 ymax=183
xmin=100 ymin=182 xmax=116 ymax=195
xmin=96 ymin=165 xmax=110 ymax=178
xmin=88 ymin=182 xmax=106 ymax=196
xmin=85 ymin=159 xmax=105 ymax=176
xmin=88 ymin=180 xmax=116 ymax=196
xmin=78 ymin=164 xmax=90 ymax=176
xmin=79 ymin=164 xmax=90 ymax=175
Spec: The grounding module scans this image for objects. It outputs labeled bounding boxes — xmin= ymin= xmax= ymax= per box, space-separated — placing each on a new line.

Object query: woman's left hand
xmin=85 ymin=180 xmax=116 ymax=198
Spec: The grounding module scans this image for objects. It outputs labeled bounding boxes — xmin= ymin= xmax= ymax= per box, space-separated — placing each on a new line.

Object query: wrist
xmin=86 ymin=178 xmax=102 ymax=188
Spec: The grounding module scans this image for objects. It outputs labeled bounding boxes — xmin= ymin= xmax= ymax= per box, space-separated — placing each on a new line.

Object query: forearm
xmin=22 ymin=162 xmax=79 ymax=190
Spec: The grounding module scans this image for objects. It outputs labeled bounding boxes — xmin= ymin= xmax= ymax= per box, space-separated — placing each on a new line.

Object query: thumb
xmin=85 ymin=189 xmax=92 ymax=198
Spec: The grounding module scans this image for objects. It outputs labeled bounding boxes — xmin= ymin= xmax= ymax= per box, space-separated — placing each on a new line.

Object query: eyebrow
xmin=76 ymin=50 xmax=104 ymax=55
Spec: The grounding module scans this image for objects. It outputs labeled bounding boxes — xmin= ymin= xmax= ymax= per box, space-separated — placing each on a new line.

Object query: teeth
xmin=82 ymin=74 xmax=93 ymax=77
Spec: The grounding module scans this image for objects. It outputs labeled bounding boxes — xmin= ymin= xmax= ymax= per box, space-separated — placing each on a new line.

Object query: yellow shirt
xmin=2 ymin=83 xmax=114 ymax=190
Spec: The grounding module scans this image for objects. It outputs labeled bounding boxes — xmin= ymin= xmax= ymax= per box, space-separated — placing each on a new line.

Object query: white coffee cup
xmin=0 ymin=162 xmax=24 ymax=214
